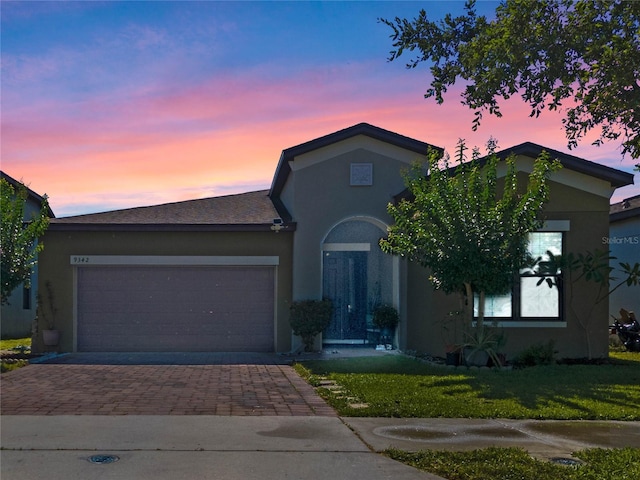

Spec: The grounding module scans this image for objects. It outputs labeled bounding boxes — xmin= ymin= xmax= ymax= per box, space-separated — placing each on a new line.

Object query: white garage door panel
xmin=77 ymin=266 xmax=274 ymax=352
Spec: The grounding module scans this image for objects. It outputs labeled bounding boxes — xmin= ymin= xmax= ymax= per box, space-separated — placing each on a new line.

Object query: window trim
xmin=474 ymin=230 xmax=566 ymax=326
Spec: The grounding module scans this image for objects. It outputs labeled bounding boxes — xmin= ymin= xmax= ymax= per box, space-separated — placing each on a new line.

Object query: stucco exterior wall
xmin=400 ymin=165 xmax=616 ymax=360
xmin=281 ymin=137 xmax=420 ymax=302
xmin=35 ymin=229 xmax=293 ymax=353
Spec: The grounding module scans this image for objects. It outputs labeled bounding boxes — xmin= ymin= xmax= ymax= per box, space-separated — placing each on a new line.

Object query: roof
xmin=395 ymin=142 xmax=635 ymax=202
xmin=50 ymin=190 xmax=289 ymax=232
xmin=610 ymin=194 xmax=640 ymax=222
xmin=494 ymin=142 xmax=634 ymax=189
xmin=1 ymin=171 xmax=55 ymax=218
xmin=269 ymin=123 xmax=441 ymax=198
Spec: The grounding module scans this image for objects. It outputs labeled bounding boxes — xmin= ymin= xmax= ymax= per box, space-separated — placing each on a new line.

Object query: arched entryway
xmin=322 ymin=218 xmax=397 ymax=345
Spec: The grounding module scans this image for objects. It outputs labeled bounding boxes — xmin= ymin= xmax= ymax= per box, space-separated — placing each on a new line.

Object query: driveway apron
xmin=0 ymin=355 xmax=336 ymax=416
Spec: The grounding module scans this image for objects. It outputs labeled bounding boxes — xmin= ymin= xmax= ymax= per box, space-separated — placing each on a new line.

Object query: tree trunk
xmin=477 ymin=290 xmax=485 ymax=327
xmin=463 ymin=283 xmax=473 ymax=326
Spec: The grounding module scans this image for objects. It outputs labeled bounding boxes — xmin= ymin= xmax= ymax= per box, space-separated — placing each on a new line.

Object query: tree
xmin=381 ymin=0 xmax=640 ymax=163
xmin=379 ymin=141 xmax=561 ymax=326
xmin=1 ymin=178 xmax=50 ymax=305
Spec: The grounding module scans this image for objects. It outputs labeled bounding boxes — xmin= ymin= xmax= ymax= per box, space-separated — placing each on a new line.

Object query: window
xmin=474 ymin=232 xmax=563 ymax=321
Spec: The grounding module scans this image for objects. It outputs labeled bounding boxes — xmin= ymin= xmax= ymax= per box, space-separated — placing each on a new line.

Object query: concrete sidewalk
xmin=3 ymin=415 xmax=639 ymax=479
xmin=0 ymin=415 xmax=443 ymax=480
xmin=345 ymin=417 xmax=640 ymax=460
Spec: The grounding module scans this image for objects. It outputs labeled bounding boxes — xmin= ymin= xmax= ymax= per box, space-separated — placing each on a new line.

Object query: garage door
xmin=76 ymin=265 xmax=275 ymax=352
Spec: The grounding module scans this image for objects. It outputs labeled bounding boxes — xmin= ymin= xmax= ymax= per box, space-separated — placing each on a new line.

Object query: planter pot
xmin=445 ymin=351 xmax=461 ymax=366
xmin=42 ymin=329 xmax=60 ymax=346
xmin=464 ymin=348 xmax=489 ymax=367
xmin=379 ymin=326 xmax=396 ymax=347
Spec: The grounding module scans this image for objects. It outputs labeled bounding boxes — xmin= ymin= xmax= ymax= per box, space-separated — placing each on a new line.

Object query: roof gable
xmin=269 ymin=123 xmax=441 ymax=198
xmin=494 ymin=142 xmax=634 ymax=189
xmin=394 ymin=142 xmax=634 ymax=202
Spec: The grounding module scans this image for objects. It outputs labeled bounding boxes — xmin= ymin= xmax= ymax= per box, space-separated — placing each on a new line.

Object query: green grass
xmin=295 ymin=352 xmax=640 ymax=420
xmin=385 ymin=446 xmax=640 ymax=480
xmin=0 ymin=337 xmax=31 ymax=351
xmin=1 ymin=337 xmax=32 ymax=373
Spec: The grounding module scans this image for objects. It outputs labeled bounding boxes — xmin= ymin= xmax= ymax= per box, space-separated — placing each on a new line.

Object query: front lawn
xmin=295 ymin=352 xmax=640 ymax=420
xmin=385 ymin=446 xmax=640 ymax=480
xmin=0 ymin=337 xmax=31 ymax=352
xmin=0 ymin=336 xmax=32 ymax=373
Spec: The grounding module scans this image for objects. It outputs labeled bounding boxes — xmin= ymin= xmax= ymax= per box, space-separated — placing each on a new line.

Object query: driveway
xmin=0 ymin=353 xmax=336 ymax=416
xmin=1 ymin=351 xmax=443 ymax=480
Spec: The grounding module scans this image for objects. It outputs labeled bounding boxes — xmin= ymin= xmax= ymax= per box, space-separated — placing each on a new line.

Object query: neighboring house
xmin=1 ymin=171 xmax=55 ymax=338
xmin=609 ymin=194 xmax=640 ymax=320
xmin=34 ymin=123 xmax=634 ymax=358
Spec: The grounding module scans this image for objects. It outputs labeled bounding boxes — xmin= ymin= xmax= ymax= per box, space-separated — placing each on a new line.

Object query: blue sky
xmin=2 ymin=1 xmax=637 ymax=216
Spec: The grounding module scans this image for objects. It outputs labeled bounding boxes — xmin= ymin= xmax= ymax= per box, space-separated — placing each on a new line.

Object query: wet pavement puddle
xmin=373 ymin=425 xmax=527 ymax=442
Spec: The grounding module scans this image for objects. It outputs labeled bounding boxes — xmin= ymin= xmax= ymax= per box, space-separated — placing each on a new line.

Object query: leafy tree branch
xmin=381 ymin=0 xmax=640 ymax=161
xmin=1 ymin=178 xmax=50 ymax=305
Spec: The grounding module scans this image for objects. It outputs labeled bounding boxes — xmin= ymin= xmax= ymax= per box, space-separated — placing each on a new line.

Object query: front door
xmin=323 ymin=251 xmax=367 ymax=343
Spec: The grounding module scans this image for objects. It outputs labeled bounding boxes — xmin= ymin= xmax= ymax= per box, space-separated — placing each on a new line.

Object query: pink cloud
xmin=2 ymin=62 xmax=636 ymax=216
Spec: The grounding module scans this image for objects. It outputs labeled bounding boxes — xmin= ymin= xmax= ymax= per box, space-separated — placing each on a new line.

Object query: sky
xmin=2 ymin=0 xmax=638 ymax=218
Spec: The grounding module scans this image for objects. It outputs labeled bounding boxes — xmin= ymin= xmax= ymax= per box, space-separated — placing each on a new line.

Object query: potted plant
xmin=38 ymin=281 xmax=60 ymax=347
xmin=372 ymin=304 xmax=399 ymax=347
xmin=289 ymin=299 xmax=333 ymax=352
xmin=462 ymin=324 xmax=505 ymax=367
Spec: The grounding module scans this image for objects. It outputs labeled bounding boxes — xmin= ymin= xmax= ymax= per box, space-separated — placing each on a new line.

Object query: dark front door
xmin=323 ymin=251 xmax=367 ymax=342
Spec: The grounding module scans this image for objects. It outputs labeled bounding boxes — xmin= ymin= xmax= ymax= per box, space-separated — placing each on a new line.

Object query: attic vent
xmin=350 ymin=163 xmax=373 ymax=186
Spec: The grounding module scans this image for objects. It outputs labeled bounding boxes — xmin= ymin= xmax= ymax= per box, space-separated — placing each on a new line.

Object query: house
xmin=1 ymin=171 xmax=55 ymax=338
xmin=34 ymin=123 xmax=634 ymax=359
xmin=609 ymin=194 xmax=640 ymax=320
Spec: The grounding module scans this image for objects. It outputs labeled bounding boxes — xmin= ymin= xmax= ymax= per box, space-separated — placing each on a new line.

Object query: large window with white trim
xmin=474 ymin=232 xmax=563 ymax=321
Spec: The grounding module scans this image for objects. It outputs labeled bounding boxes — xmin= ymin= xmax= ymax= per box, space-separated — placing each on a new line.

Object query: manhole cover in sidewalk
xmin=88 ymin=454 xmax=119 ymax=464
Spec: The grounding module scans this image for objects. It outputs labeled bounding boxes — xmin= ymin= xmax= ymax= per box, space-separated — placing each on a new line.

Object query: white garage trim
xmin=70 ymin=255 xmax=279 ymax=266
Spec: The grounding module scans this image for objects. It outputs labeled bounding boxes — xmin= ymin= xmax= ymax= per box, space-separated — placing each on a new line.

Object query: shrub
xmin=513 ymin=340 xmax=557 ymax=368
xmin=372 ymin=304 xmax=399 ymax=329
xmin=289 ymin=299 xmax=333 ymax=352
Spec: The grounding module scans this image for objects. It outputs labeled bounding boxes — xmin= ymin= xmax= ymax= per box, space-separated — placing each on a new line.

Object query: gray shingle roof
xmin=611 ymin=194 xmax=640 ymax=222
xmin=51 ymin=190 xmax=282 ymax=230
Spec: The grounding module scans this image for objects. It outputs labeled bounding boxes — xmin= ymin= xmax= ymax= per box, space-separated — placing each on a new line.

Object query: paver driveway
xmin=0 ymin=363 xmax=336 ymax=416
